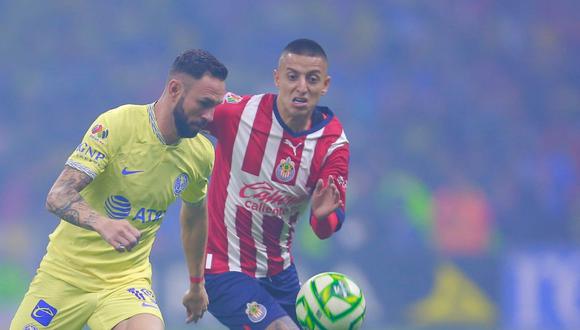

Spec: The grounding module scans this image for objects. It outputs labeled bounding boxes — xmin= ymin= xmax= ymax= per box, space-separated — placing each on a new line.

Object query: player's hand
xmin=183 ymin=282 xmax=208 ymax=323
xmin=94 ymin=218 xmax=141 ymax=252
xmin=311 ymin=176 xmax=343 ymax=219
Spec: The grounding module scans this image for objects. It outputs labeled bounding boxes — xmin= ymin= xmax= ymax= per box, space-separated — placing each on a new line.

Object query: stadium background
xmin=1 ymin=1 xmax=579 ymax=329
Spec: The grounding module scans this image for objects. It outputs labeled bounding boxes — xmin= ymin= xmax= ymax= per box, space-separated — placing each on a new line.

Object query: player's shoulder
xmin=317 ymin=106 xmax=347 ymax=137
xmin=219 ymin=92 xmax=270 ymax=109
xmin=96 ymin=104 xmax=147 ymax=126
xmin=90 ymin=104 xmax=148 ymax=141
xmin=182 ymin=132 xmax=215 ymax=160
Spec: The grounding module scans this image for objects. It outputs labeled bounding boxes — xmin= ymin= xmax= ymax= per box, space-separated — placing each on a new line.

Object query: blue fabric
xmin=205 ymin=264 xmax=300 ymax=329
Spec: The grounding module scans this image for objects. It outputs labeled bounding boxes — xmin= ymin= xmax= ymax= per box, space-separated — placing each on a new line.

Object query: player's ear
xmin=321 ymin=75 xmax=331 ymax=95
xmin=168 ymin=79 xmax=183 ymax=99
xmin=273 ymin=69 xmax=280 ymax=88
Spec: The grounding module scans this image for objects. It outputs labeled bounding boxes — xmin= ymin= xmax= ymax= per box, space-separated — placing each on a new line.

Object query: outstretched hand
xmin=183 ymin=284 xmax=209 ymax=323
xmin=311 ymin=176 xmax=343 ymax=220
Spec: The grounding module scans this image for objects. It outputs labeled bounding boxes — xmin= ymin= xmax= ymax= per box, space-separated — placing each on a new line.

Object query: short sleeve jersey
xmin=39 ymin=104 xmax=214 ymax=291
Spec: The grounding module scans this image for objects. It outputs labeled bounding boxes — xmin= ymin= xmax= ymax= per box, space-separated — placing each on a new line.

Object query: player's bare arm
xmin=180 ymin=199 xmax=209 ymax=323
xmin=46 ymin=165 xmax=141 ymax=252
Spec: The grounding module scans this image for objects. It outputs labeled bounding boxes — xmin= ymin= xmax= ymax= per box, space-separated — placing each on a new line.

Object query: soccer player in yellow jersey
xmin=10 ymin=49 xmax=227 ymax=330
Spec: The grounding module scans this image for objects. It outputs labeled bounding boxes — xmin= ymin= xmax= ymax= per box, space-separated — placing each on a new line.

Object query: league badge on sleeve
xmin=173 ymin=173 xmax=190 ymax=196
xmin=224 ymin=92 xmax=243 ymax=104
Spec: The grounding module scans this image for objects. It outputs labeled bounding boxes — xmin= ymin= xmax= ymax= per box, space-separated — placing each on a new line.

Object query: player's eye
xmin=199 ymin=99 xmax=214 ymax=108
xmin=287 ymin=73 xmax=297 ymax=81
xmin=308 ymin=75 xmax=320 ymax=84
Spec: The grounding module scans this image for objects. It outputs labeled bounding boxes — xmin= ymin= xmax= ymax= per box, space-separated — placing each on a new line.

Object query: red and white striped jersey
xmin=205 ymin=93 xmax=349 ymax=278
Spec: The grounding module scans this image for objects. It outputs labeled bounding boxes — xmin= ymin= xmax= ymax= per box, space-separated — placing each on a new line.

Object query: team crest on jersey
xmin=224 ymin=92 xmax=242 ymax=104
xmin=173 ymin=173 xmax=189 ymax=196
xmin=91 ymin=124 xmax=109 ymax=139
xmin=245 ymin=301 xmax=267 ymax=323
xmin=275 ymin=157 xmax=296 ymax=182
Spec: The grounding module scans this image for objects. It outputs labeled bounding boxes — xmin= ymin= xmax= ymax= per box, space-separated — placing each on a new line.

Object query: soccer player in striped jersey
xmin=204 ymin=39 xmax=349 ymax=329
xmin=10 ymin=50 xmax=227 ymax=330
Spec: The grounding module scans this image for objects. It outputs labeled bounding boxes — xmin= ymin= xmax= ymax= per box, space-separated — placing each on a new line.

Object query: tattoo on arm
xmin=46 ymin=166 xmax=101 ymax=230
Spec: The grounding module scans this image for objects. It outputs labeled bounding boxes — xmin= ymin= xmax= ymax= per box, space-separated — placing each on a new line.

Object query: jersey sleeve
xmin=65 ymin=112 xmax=118 ymax=179
xmin=180 ymin=140 xmax=215 ymax=204
xmin=312 ymin=140 xmax=350 ymax=231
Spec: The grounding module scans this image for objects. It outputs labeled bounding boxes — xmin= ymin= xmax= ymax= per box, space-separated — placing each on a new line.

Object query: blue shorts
xmin=205 ymin=264 xmax=300 ymax=329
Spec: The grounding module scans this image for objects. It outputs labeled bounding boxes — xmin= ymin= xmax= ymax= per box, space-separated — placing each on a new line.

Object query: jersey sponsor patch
xmin=30 ymin=299 xmax=57 ymax=327
xmin=245 ymin=301 xmax=267 ymax=323
xmin=104 ymin=195 xmax=132 ymax=219
xmin=173 ymin=173 xmax=189 ymax=196
xmin=275 ymin=157 xmax=296 ymax=182
xmin=224 ymin=92 xmax=243 ymax=104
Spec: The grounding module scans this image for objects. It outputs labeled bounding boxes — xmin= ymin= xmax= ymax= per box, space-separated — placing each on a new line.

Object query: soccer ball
xmin=295 ymin=272 xmax=366 ymax=330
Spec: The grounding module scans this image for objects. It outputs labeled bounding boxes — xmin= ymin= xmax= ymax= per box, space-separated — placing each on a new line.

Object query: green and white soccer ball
xmin=295 ymin=272 xmax=366 ymax=330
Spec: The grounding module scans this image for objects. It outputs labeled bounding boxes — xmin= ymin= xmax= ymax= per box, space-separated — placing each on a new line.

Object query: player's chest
xmin=109 ymin=146 xmax=191 ymax=203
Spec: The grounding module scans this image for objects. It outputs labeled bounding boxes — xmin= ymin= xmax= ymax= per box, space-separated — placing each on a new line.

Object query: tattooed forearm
xmin=45 ymin=166 xmax=102 ymax=230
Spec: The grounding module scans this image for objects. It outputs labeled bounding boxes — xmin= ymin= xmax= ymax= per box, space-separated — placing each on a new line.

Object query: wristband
xmin=189 ymin=276 xmax=204 ymax=284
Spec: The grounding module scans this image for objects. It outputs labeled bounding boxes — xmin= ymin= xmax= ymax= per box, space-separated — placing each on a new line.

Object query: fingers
xmin=111 ymin=221 xmax=141 ymax=252
xmin=315 ymin=178 xmax=324 ymax=193
xmin=184 ymin=305 xmax=207 ymax=323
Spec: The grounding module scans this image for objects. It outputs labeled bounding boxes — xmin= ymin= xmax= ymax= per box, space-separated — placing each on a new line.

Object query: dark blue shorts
xmin=205 ymin=264 xmax=301 ymax=329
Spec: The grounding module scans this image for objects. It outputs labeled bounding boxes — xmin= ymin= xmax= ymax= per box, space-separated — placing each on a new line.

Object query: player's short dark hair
xmin=281 ymin=39 xmax=327 ymax=61
xmin=171 ymin=49 xmax=228 ymax=81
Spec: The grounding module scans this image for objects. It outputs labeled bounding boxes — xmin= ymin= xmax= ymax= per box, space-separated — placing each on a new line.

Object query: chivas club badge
xmin=245 ymin=301 xmax=267 ymax=323
xmin=275 ymin=157 xmax=296 ymax=182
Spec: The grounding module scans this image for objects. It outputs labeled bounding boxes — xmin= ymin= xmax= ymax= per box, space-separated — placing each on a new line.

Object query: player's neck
xmin=277 ymin=105 xmax=312 ymax=132
xmin=153 ymin=100 xmax=180 ymax=145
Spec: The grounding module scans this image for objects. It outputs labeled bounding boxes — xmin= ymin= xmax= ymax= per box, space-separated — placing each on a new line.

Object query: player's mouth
xmin=292 ymin=97 xmax=308 ymax=107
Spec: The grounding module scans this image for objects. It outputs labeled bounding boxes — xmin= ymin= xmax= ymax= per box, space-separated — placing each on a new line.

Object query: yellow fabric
xmin=10 ymin=270 xmax=163 ymax=330
xmin=39 ymin=104 xmax=214 ymax=292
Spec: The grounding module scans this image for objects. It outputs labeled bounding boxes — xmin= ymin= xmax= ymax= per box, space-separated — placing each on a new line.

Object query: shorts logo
xmin=275 ymin=157 xmax=296 ymax=182
xmin=30 ymin=299 xmax=57 ymax=327
xmin=104 ymin=195 xmax=132 ymax=219
xmin=23 ymin=324 xmax=38 ymax=330
xmin=173 ymin=173 xmax=189 ymax=196
xmin=224 ymin=92 xmax=242 ymax=104
xmin=127 ymin=288 xmax=159 ymax=309
xmin=245 ymin=301 xmax=267 ymax=323
xmin=91 ymin=124 xmax=109 ymax=139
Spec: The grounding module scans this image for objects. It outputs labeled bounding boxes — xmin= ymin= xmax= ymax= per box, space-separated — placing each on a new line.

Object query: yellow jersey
xmin=38 ymin=103 xmax=214 ymax=291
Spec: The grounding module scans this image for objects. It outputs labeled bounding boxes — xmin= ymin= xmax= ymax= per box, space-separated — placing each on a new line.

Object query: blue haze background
xmin=1 ymin=1 xmax=579 ymax=329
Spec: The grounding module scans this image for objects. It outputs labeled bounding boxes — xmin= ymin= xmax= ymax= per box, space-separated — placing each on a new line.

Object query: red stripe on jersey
xmin=286 ymin=212 xmax=299 ymax=255
xmin=306 ymin=118 xmax=344 ymax=189
xmin=262 ymin=215 xmax=284 ymax=276
xmin=207 ymin=97 xmax=248 ymax=273
xmin=236 ymin=205 xmax=257 ymax=277
xmin=241 ymin=96 xmax=274 ymax=175
xmin=271 ymin=132 xmax=306 ymax=186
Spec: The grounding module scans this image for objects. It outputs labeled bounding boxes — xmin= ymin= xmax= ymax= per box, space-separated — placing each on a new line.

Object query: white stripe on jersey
xmin=322 ymin=130 xmax=348 ymax=164
xmin=225 ymin=94 xmax=264 ymax=272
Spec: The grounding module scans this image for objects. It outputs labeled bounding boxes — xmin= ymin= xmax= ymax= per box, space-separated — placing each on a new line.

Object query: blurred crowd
xmin=1 ymin=1 xmax=578 ymax=329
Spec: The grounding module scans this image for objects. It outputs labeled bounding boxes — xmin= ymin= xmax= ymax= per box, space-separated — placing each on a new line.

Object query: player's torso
xmin=208 ymin=93 xmax=338 ymax=277
xmin=43 ymin=104 xmax=209 ymax=290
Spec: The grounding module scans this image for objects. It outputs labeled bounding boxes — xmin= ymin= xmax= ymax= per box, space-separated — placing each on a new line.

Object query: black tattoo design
xmin=46 ymin=166 xmax=98 ymax=230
